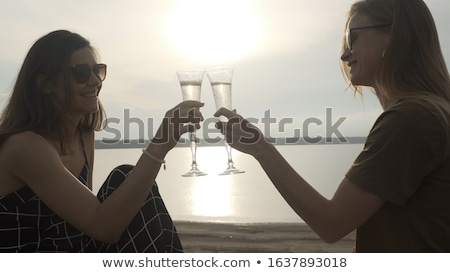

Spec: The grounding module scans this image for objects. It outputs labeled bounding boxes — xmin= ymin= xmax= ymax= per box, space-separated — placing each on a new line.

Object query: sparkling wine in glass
xmin=206 ymin=66 xmax=245 ymax=175
xmin=177 ymin=69 xmax=207 ymax=177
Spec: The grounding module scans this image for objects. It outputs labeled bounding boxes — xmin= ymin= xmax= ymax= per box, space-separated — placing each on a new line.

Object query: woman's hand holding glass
xmin=152 ymin=100 xmax=205 ymax=154
xmin=214 ymin=107 xmax=267 ymax=157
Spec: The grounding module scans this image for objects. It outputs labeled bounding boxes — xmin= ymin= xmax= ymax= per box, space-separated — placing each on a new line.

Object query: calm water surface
xmin=93 ymin=144 xmax=364 ymax=223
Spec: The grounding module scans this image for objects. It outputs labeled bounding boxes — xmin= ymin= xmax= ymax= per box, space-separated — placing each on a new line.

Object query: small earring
xmin=382 ymin=50 xmax=386 ymax=58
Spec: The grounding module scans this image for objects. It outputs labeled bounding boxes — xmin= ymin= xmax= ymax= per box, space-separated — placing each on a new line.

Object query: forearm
xmin=215 ymin=109 xmax=379 ymax=242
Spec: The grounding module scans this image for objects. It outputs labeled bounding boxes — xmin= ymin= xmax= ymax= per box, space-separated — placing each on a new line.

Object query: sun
xmin=166 ymin=0 xmax=261 ymax=63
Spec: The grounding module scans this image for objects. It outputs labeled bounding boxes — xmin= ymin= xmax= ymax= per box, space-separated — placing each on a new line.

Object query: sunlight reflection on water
xmin=191 ymin=176 xmax=232 ymax=218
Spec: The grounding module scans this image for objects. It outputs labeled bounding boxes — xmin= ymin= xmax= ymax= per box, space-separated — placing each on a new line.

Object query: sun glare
xmin=191 ymin=178 xmax=232 ymax=218
xmin=166 ymin=0 xmax=261 ymax=63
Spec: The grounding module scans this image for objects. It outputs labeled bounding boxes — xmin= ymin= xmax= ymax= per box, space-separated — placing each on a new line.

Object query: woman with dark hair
xmin=215 ymin=0 xmax=450 ymax=252
xmin=0 ymin=30 xmax=204 ymax=252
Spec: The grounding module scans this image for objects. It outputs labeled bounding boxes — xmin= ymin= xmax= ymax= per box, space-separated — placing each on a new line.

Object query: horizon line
xmin=94 ymin=136 xmax=367 ymax=149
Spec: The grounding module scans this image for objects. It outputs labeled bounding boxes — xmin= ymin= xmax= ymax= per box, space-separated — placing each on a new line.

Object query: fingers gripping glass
xmin=345 ymin=24 xmax=391 ymax=50
xmin=64 ymin=64 xmax=107 ymax=84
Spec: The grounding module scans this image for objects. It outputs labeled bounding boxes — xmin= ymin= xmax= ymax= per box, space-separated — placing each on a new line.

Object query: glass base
xmin=182 ymin=167 xmax=207 ymax=177
xmin=219 ymin=166 xmax=245 ymax=176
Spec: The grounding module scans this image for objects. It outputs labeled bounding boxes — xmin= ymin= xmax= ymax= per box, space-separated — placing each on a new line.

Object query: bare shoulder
xmin=0 ymin=131 xmax=64 ymax=179
xmin=0 ymin=130 xmax=91 ymax=195
xmin=0 ymin=131 xmax=59 ymax=173
xmin=0 ymin=131 xmax=54 ymax=159
xmin=0 ymin=131 xmax=55 ymax=195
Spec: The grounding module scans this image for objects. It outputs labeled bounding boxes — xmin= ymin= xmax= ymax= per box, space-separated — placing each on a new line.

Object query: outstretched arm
xmin=214 ymin=108 xmax=384 ymax=242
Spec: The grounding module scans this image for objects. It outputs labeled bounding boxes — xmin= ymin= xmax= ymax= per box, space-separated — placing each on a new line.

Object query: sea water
xmin=93 ymin=144 xmax=364 ymax=223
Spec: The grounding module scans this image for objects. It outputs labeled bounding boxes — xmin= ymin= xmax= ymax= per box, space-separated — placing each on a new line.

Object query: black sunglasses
xmin=63 ymin=63 xmax=107 ymax=84
xmin=345 ymin=24 xmax=391 ymax=50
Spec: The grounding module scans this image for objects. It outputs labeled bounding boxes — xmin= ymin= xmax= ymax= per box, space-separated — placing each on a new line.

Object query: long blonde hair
xmin=341 ymin=0 xmax=450 ymax=118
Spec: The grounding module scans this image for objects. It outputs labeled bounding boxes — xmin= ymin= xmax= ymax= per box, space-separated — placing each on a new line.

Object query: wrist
xmin=146 ymin=142 xmax=169 ymax=159
xmin=252 ymin=137 xmax=273 ymax=160
xmin=142 ymin=148 xmax=166 ymax=170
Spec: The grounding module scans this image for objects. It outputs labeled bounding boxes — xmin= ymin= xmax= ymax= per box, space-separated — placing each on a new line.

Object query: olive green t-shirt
xmin=346 ymin=99 xmax=450 ymax=252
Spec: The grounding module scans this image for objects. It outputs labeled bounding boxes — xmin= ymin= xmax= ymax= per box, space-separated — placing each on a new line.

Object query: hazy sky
xmin=1 ymin=0 xmax=449 ymax=141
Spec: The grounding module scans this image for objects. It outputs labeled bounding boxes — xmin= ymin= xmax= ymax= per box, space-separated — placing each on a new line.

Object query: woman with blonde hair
xmin=215 ymin=0 xmax=450 ymax=252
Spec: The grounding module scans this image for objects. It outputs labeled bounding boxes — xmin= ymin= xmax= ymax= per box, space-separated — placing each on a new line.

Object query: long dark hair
xmin=0 ymin=30 xmax=106 ymax=151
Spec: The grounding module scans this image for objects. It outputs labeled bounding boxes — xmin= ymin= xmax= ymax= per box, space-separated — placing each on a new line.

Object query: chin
xmin=89 ymin=106 xmax=100 ymax=114
xmin=350 ymin=76 xmax=366 ymax=87
xmin=80 ymin=106 xmax=99 ymax=115
xmin=86 ymin=101 xmax=99 ymax=112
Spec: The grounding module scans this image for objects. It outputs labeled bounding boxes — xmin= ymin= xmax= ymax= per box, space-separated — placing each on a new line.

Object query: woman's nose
xmin=341 ymin=47 xmax=351 ymax=61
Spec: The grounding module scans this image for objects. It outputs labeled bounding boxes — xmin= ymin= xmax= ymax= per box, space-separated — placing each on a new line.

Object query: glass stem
xmin=189 ymin=131 xmax=198 ymax=168
xmin=224 ymin=142 xmax=234 ymax=167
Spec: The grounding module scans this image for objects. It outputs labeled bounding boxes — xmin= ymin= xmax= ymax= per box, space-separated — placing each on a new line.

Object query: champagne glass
xmin=206 ymin=66 xmax=245 ymax=175
xmin=177 ymin=69 xmax=207 ymax=177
